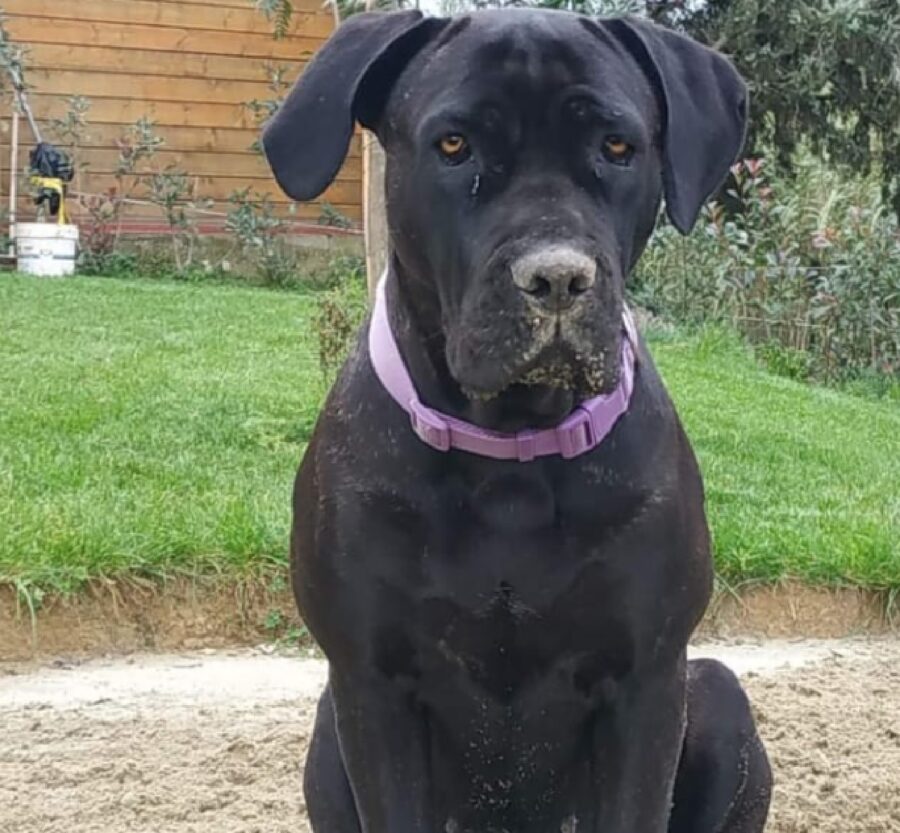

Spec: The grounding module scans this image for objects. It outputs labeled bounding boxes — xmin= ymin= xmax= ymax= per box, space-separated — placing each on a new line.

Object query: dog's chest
xmin=467 ymin=470 xmax=558 ymax=532
xmin=361 ymin=465 xmax=649 ymax=703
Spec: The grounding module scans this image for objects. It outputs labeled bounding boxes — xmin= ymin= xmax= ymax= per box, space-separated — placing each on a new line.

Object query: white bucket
xmin=15 ymin=223 xmax=79 ymax=277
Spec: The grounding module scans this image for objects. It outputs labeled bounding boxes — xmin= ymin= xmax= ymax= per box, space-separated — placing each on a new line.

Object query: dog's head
xmin=264 ymin=10 xmax=747 ymax=420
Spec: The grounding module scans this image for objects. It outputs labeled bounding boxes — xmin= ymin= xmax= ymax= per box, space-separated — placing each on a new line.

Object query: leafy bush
xmin=226 ymin=188 xmax=300 ymax=287
xmin=318 ymin=201 xmax=354 ymax=230
xmin=634 ymin=155 xmax=900 ymax=384
xmin=146 ymin=166 xmax=210 ymax=274
xmin=314 ymin=264 xmax=368 ymax=378
xmin=244 ymin=62 xmax=290 ymax=140
xmin=78 ymin=239 xmax=234 ymax=284
xmin=77 ymin=250 xmax=138 ymax=278
xmin=755 ymin=341 xmax=814 ymax=381
xmin=47 ymin=95 xmax=91 ymax=194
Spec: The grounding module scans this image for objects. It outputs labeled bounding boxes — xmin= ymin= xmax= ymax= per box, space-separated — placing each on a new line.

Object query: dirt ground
xmin=1 ymin=580 xmax=893 ymax=662
xmin=1 ymin=638 xmax=899 ymax=833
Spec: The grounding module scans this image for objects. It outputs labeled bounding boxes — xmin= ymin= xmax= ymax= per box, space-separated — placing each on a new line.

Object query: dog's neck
xmin=384 ymin=261 xmax=580 ymax=433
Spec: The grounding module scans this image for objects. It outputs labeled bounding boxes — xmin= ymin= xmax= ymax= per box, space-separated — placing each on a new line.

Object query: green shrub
xmin=314 ymin=266 xmax=368 ymax=378
xmin=756 ymin=342 xmax=814 ymax=381
xmin=226 ymin=188 xmax=300 ymax=288
xmin=634 ymin=155 xmax=900 ymax=385
xmin=76 ymin=250 xmax=137 ymax=278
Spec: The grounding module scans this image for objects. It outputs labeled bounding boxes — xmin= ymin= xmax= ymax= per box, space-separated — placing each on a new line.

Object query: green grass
xmin=0 ymin=274 xmax=328 ymax=596
xmin=651 ymin=326 xmax=899 ymax=590
xmin=1 ymin=274 xmax=898 ymax=597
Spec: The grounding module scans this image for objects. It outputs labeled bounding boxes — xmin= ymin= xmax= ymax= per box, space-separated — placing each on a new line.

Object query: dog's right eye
xmin=602 ymin=136 xmax=634 ymax=165
xmin=437 ymin=134 xmax=471 ymax=165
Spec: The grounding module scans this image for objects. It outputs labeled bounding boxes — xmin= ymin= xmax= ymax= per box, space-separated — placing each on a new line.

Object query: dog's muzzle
xmin=368 ymin=273 xmax=639 ymax=461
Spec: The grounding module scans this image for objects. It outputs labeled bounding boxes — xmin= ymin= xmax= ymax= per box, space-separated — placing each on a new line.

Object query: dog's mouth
xmin=446 ymin=284 xmax=626 ymax=417
xmin=460 ymin=340 xmax=619 ymax=405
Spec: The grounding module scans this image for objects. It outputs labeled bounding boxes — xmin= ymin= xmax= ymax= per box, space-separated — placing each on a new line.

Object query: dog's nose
xmin=510 ymin=247 xmax=597 ymax=311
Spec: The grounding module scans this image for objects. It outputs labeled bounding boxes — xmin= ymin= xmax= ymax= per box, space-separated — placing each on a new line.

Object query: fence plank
xmin=27 ymin=147 xmax=363 ymax=180
xmin=9 ymin=195 xmax=362 ymax=224
xmin=156 ymin=0 xmax=326 ymax=11
xmin=6 ymin=171 xmax=360 ymax=206
xmin=28 ymin=44 xmax=308 ymax=84
xmin=36 ymin=118 xmax=363 ymax=158
xmin=5 ymin=16 xmax=322 ymax=62
xmin=30 ymin=69 xmax=279 ymax=107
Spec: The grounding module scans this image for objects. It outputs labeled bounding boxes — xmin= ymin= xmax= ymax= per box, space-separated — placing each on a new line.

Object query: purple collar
xmin=368 ymin=276 xmax=638 ymax=461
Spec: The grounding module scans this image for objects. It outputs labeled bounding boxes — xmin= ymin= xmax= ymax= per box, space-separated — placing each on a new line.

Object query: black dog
xmin=264 ymin=9 xmax=772 ymax=833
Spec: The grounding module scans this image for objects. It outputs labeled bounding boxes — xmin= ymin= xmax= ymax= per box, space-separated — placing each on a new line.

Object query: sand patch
xmin=1 ymin=638 xmax=898 ymax=832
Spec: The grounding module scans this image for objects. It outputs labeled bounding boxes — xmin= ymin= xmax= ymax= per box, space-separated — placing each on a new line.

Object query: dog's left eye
xmin=602 ymin=136 xmax=634 ymax=165
xmin=437 ymin=134 xmax=471 ymax=165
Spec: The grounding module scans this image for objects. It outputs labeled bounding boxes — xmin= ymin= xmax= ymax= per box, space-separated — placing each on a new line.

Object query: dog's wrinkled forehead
xmin=385 ymin=11 xmax=657 ymax=135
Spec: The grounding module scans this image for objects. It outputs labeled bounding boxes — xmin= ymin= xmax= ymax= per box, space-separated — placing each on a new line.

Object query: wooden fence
xmin=1 ymin=0 xmax=362 ymax=233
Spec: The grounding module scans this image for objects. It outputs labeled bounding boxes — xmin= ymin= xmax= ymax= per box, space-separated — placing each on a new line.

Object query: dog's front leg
xmin=329 ymin=668 xmax=433 ymax=833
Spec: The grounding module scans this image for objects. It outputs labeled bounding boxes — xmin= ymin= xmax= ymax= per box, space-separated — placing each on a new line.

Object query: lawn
xmin=0 ymin=275 xmax=327 ymax=596
xmin=1 ymin=274 xmax=898 ymax=596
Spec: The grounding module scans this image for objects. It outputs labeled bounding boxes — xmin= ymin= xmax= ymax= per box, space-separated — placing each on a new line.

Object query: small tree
xmin=0 ymin=11 xmax=29 ymax=107
xmin=255 ymin=0 xmax=395 ymax=34
xmin=255 ymin=0 xmax=296 ymax=39
xmin=647 ymin=0 xmax=900 ymax=217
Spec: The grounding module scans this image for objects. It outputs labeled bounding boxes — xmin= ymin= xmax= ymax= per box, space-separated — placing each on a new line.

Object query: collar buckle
xmin=409 ymin=399 xmax=451 ymax=452
xmin=556 ymin=407 xmax=596 ymax=459
xmin=515 ymin=432 xmax=537 ymax=462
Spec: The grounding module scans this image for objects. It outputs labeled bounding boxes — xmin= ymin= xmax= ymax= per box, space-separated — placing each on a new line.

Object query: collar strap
xmin=368 ymin=276 xmax=638 ymax=461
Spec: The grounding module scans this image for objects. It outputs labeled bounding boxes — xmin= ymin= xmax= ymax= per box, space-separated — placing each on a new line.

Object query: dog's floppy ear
xmin=605 ymin=17 xmax=748 ymax=234
xmin=263 ymin=10 xmax=436 ymax=202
